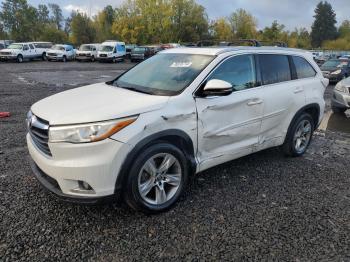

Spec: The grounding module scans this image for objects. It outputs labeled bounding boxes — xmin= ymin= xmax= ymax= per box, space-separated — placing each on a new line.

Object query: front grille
xmin=0 ymin=52 xmax=11 ymax=55
xmin=78 ymin=53 xmax=86 ymax=56
xmin=28 ymin=114 xmax=51 ymax=156
xmin=47 ymin=53 xmax=57 ymax=56
xmin=100 ymin=54 xmax=107 ymax=57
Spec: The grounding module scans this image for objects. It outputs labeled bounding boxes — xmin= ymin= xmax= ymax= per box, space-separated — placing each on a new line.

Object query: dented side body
xmin=27 ymin=46 xmax=327 ymax=200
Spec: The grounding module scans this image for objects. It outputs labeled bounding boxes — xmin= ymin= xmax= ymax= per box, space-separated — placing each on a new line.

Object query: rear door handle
xmin=294 ymin=87 xmax=304 ymax=94
xmin=247 ymin=99 xmax=263 ymax=106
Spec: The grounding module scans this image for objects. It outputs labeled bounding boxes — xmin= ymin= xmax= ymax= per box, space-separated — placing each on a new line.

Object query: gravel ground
xmin=0 ymin=61 xmax=349 ymax=261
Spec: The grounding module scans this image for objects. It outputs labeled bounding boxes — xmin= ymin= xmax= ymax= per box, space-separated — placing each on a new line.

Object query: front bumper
xmin=331 ymin=89 xmax=350 ymax=109
xmin=131 ymin=55 xmax=145 ymax=60
xmin=0 ymin=55 xmax=17 ymax=61
xmin=97 ymin=56 xmax=118 ymax=62
xmin=27 ymin=133 xmax=131 ymax=201
xmin=47 ymin=56 xmax=64 ymax=61
xmin=76 ymin=55 xmax=93 ymax=61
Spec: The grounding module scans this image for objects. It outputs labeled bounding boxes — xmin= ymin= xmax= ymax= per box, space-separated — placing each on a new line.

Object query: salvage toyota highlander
xmin=27 ymin=47 xmax=328 ymax=213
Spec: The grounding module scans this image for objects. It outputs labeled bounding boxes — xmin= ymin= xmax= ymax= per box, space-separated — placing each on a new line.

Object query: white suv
xmin=0 ymin=42 xmax=39 ymax=62
xmin=46 ymin=44 xmax=75 ymax=62
xmin=26 ymin=47 xmax=328 ymax=213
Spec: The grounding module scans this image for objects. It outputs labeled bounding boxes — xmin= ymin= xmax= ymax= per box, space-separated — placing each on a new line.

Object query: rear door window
xmin=292 ymin=56 xmax=316 ymax=79
xmin=29 ymin=44 xmax=35 ymax=49
xmin=259 ymin=54 xmax=291 ymax=85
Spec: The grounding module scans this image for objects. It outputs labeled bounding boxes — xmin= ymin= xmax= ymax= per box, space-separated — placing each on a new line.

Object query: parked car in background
xmin=97 ymin=41 xmax=126 ymax=62
xmin=0 ymin=42 xmax=5 ymax=50
xmin=0 ymin=42 xmax=39 ymax=62
xmin=321 ymin=59 xmax=350 ymax=83
xmin=33 ymin=42 xmax=53 ymax=60
xmin=125 ymin=44 xmax=137 ymax=59
xmin=130 ymin=46 xmax=152 ymax=62
xmin=46 ymin=44 xmax=75 ymax=62
xmin=76 ymin=44 xmax=100 ymax=62
xmin=331 ymin=77 xmax=350 ymax=113
xmin=147 ymin=45 xmax=163 ymax=55
xmin=27 ymin=47 xmax=327 ymax=213
xmin=0 ymin=40 xmax=14 ymax=48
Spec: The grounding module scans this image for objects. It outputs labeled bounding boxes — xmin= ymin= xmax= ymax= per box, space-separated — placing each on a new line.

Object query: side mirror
xmin=201 ymin=79 xmax=233 ymax=97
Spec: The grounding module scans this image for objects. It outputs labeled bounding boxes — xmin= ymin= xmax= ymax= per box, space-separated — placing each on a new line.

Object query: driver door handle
xmin=247 ymin=99 xmax=263 ymax=106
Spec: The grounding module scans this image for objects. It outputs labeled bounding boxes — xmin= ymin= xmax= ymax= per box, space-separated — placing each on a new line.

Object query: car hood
xmin=31 ymin=82 xmax=170 ymax=125
xmin=0 ymin=48 xmax=17 ymax=53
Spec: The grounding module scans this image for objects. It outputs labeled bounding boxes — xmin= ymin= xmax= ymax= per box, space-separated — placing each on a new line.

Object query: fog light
xmin=78 ymin=180 xmax=92 ymax=190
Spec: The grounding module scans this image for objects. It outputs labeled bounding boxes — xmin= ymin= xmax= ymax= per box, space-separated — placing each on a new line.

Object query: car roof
xmin=161 ymin=47 xmax=311 ymax=56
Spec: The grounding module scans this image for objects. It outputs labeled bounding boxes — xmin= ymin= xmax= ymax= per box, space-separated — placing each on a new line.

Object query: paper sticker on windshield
xmin=170 ymin=61 xmax=192 ymax=68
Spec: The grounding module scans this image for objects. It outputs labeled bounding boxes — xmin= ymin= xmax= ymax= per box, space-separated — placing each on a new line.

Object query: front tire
xmin=124 ymin=143 xmax=188 ymax=214
xmin=62 ymin=56 xmax=67 ymax=62
xmin=282 ymin=113 xmax=314 ymax=157
xmin=332 ymin=105 xmax=347 ymax=114
xmin=17 ymin=54 xmax=23 ymax=63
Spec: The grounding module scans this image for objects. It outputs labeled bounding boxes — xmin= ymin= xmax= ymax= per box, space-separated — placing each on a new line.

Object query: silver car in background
xmin=332 ymin=77 xmax=350 ymax=113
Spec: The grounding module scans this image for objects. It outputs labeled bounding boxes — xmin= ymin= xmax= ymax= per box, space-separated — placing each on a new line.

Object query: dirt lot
xmin=0 ymin=61 xmax=349 ymax=261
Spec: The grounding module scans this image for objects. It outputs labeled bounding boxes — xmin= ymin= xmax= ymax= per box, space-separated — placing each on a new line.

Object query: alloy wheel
xmin=293 ymin=119 xmax=312 ymax=154
xmin=138 ymin=153 xmax=182 ymax=205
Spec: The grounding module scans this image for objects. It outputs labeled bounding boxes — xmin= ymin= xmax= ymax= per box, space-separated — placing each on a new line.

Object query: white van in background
xmin=97 ymin=41 xmax=126 ymax=62
xmin=33 ymin=42 xmax=53 ymax=60
xmin=76 ymin=43 xmax=101 ymax=62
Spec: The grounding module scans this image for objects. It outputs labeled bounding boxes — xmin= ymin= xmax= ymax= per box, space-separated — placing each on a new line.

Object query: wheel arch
xmin=284 ymin=103 xmax=320 ymax=143
xmin=114 ymin=129 xmax=196 ymax=196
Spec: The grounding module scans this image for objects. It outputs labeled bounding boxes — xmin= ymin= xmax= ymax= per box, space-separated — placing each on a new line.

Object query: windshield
xmin=322 ymin=60 xmax=348 ymax=68
xmin=52 ymin=45 xmax=65 ymax=51
xmin=79 ymin=45 xmax=92 ymax=51
xmin=7 ymin=44 xmax=22 ymax=49
xmin=112 ymin=53 xmax=214 ymax=96
xmin=133 ymin=47 xmax=146 ymax=52
xmin=101 ymin=45 xmax=113 ymax=52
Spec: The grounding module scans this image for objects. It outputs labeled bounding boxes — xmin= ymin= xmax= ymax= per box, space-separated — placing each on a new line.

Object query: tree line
xmin=0 ymin=0 xmax=349 ymax=50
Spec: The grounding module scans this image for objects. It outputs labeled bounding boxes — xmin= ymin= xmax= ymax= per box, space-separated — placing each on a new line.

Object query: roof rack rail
xmin=259 ymin=41 xmax=288 ymax=47
xmin=195 ymin=39 xmax=261 ymax=47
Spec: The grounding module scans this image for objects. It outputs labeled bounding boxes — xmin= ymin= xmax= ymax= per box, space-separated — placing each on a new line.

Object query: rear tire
xmin=124 ymin=142 xmax=188 ymax=214
xmin=62 ymin=56 xmax=67 ymax=62
xmin=42 ymin=53 xmax=46 ymax=61
xmin=282 ymin=113 xmax=314 ymax=157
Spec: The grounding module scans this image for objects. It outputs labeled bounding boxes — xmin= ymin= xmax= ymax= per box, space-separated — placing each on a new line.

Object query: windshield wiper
xmin=119 ymin=86 xmax=153 ymax=95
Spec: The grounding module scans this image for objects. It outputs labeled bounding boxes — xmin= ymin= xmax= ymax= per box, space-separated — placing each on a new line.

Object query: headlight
xmin=335 ymin=83 xmax=349 ymax=93
xmin=49 ymin=116 xmax=138 ymax=143
xmin=331 ymin=69 xmax=342 ymax=75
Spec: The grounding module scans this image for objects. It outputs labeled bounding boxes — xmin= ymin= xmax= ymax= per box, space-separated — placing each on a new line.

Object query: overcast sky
xmin=4 ymin=0 xmax=349 ymax=30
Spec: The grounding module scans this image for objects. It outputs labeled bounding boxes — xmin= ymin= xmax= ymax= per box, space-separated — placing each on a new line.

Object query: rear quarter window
xmin=292 ymin=56 xmax=316 ymax=79
xmin=259 ymin=54 xmax=291 ymax=85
